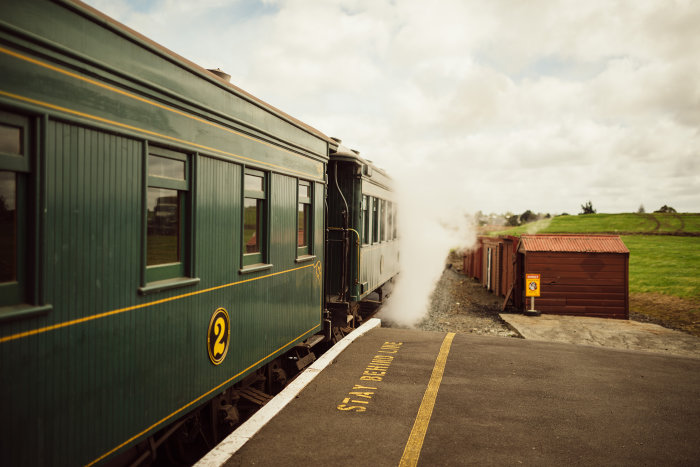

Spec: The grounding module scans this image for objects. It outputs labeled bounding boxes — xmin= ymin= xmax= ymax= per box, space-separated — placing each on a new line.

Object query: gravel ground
xmin=415 ymin=254 xmax=520 ymax=338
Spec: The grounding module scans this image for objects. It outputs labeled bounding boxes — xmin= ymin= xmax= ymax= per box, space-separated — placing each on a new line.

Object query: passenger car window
xmin=297 ymin=180 xmax=312 ymax=257
xmin=242 ymin=169 xmax=267 ymax=267
xmin=362 ymin=195 xmax=369 ymax=245
xmin=146 ymin=147 xmax=189 ymax=283
xmin=0 ymin=112 xmax=30 ymax=307
xmin=372 ymin=197 xmax=379 ymax=244
xmin=381 ymin=200 xmax=387 ymax=242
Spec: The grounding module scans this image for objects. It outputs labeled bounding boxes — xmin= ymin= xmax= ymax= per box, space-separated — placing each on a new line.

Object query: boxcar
xmin=0 ymin=1 xmax=330 ymax=465
xmin=325 ymin=141 xmax=399 ymax=335
xmin=463 ymin=236 xmax=484 ymax=282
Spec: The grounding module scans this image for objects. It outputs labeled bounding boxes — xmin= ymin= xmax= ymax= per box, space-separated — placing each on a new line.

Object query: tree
xmin=637 ymin=204 xmax=645 ymax=213
xmin=506 ymin=214 xmax=520 ymax=226
xmin=654 ymin=205 xmax=677 ymax=213
xmin=579 ymin=201 xmax=596 ymax=215
xmin=519 ymin=210 xmax=536 ymax=224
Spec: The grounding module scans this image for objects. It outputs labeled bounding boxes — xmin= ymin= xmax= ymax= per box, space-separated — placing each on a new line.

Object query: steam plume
xmin=378 ymin=164 xmax=476 ymax=327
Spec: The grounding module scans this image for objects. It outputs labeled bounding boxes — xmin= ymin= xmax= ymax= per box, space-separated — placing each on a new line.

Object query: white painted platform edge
xmin=194 ymin=318 xmax=382 ymax=467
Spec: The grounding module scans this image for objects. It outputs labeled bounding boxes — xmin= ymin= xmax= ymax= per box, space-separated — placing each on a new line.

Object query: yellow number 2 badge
xmin=207 ymin=307 xmax=231 ymax=365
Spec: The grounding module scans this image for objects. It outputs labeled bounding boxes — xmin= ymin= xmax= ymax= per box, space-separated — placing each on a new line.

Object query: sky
xmin=83 ymin=0 xmax=699 ymax=217
xmin=81 ymin=0 xmax=699 ymax=325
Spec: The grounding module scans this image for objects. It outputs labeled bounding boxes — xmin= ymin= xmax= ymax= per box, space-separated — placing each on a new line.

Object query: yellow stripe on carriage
xmin=85 ymin=322 xmax=321 ymax=466
xmin=0 ymin=45 xmax=325 ymax=176
xmin=0 ymin=263 xmax=316 ymax=344
xmin=0 ymin=88 xmax=319 ymax=180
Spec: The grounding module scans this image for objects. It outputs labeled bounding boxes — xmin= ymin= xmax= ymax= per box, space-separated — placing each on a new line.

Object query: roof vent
xmin=331 ymin=137 xmax=342 ymax=143
xmin=207 ymin=68 xmax=231 ymax=82
xmin=351 ymin=149 xmax=360 ymax=155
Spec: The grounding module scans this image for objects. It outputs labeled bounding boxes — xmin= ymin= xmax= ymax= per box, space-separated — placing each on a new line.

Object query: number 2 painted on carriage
xmin=213 ymin=317 xmax=226 ymax=358
xmin=207 ymin=308 xmax=230 ymax=365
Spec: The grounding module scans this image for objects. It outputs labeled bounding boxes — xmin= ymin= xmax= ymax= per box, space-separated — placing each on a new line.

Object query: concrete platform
xmin=500 ymin=313 xmax=700 ymax=358
xmin=198 ymin=322 xmax=700 ymax=466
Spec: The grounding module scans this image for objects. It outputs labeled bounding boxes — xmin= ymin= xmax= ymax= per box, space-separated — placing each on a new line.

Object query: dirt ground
xmin=630 ymin=293 xmax=700 ymax=338
xmin=418 ymin=252 xmax=699 ymax=339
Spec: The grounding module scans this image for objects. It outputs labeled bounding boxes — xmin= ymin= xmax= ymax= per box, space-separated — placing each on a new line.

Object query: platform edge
xmin=194 ymin=318 xmax=382 ymax=467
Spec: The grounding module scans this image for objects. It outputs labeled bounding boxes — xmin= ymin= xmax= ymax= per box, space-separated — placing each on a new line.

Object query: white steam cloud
xmin=526 ymin=217 xmax=552 ymax=234
xmin=378 ymin=164 xmax=476 ymax=327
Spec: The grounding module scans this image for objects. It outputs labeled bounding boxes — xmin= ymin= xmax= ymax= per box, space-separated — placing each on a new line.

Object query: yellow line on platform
xmin=399 ymin=332 xmax=455 ymax=467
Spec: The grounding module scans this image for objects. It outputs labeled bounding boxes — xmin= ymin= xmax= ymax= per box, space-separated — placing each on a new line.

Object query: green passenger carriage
xmin=0 ymin=0 xmax=334 ymax=465
xmin=326 ymin=141 xmax=400 ymax=335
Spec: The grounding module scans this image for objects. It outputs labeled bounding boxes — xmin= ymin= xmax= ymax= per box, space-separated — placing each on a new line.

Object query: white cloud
xmin=83 ymin=0 xmax=699 ymax=218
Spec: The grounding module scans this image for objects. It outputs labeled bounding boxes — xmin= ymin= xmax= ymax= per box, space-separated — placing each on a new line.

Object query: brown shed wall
xmin=523 ymin=252 xmax=629 ymax=319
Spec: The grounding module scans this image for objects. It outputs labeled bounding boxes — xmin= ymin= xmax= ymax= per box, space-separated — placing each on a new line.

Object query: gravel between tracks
xmin=415 ymin=254 xmax=520 ymax=338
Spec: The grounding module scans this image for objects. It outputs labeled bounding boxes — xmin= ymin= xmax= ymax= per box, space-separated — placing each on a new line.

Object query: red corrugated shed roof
xmin=520 ymin=235 xmax=629 ymax=254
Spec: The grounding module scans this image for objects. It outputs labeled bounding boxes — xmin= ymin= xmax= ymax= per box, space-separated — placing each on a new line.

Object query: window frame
xmin=241 ymin=167 xmax=269 ymax=270
xmin=0 ymin=111 xmax=30 ymax=308
xmin=362 ymin=195 xmax=370 ymax=245
xmin=371 ymin=197 xmax=379 ymax=244
xmin=296 ymin=179 xmax=313 ymax=259
xmin=380 ymin=199 xmax=387 ymax=242
xmin=0 ymin=110 xmax=51 ymax=320
xmin=392 ymin=202 xmax=398 ymax=239
xmin=387 ymin=201 xmax=393 ymax=242
xmin=141 ymin=145 xmax=196 ymax=292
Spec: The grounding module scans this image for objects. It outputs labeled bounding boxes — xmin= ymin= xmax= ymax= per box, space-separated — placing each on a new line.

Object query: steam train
xmin=0 ymin=1 xmax=399 ymax=465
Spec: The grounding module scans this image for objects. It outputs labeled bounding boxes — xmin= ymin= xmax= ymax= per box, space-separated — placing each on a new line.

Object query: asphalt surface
xmin=220 ymin=327 xmax=700 ymax=466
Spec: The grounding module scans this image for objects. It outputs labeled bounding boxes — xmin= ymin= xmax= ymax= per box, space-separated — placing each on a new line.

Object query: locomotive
xmin=0 ymin=1 xmax=399 ymax=465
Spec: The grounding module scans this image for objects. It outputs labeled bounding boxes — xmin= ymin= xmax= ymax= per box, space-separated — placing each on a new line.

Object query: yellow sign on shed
xmin=525 ymin=274 xmax=541 ymax=297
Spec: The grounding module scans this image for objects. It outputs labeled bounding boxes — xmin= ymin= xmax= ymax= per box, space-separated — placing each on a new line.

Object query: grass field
xmin=623 ymin=236 xmax=700 ymax=299
xmin=492 ymin=212 xmax=700 ymax=237
xmin=489 ymin=213 xmax=700 ymax=336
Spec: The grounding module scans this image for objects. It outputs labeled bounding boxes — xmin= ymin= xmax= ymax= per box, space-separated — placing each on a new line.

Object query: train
xmin=0 ymin=1 xmax=399 ymax=465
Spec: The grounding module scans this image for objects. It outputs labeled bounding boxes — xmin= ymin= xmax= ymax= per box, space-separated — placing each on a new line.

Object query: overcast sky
xmin=84 ymin=0 xmax=699 ymax=216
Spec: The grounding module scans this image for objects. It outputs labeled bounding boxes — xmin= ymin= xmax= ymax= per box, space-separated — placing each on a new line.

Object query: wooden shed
xmin=517 ymin=235 xmax=630 ymax=319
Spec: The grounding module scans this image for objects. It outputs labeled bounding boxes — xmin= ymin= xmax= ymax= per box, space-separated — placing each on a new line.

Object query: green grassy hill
xmin=491 ymin=213 xmax=700 ymax=237
xmin=487 ymin=212 xmax=700 ymax=335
